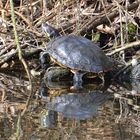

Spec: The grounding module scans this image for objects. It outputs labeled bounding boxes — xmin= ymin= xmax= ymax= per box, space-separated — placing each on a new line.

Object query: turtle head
xmin=40 ymin=52 xmax=50 ymax=69
xmin=41 ymin=23 xmax=60 ymax=38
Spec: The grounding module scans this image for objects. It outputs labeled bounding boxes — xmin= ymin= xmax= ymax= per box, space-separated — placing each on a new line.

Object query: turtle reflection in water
xmin=47 ymin=92 xmax=110 ymax=119
xmin=39 ymin=78 xmax=111 ymax=127
xmin=40 ymin=23 xmax=115 ymax=87
xmin=40 ymin=90 xmax=111 ymax=128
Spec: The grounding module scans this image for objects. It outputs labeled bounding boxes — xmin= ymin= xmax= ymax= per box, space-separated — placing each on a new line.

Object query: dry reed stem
xmin=9 ymin=0 xmax=33 ymax=116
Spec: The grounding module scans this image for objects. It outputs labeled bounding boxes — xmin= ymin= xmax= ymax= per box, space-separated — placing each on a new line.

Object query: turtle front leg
xmin=40 ymin=52 xmax=50 ymax=69
xmin=71 ymin=70 xmax=86 ymax=89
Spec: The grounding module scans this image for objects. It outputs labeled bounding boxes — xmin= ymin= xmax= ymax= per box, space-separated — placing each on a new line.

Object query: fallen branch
xmin=107 ymin=40 xmax=140 ymax=56
xmin=0 ymin=48 xmax=41 ymax=66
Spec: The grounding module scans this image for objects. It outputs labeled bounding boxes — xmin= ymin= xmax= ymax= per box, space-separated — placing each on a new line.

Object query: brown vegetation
xmin=0 ymin=0 xmax=140 ymax=120
xmin=0 ymin=0 xmax=140 ymax=68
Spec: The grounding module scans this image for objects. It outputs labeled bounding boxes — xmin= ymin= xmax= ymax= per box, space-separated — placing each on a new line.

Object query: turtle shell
xmin=46 ymin=35 xmax=114 ymax=73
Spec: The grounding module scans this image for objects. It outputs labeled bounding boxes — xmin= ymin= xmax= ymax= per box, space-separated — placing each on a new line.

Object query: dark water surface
xmin=0 ymin=72 xmax=140 ymax=140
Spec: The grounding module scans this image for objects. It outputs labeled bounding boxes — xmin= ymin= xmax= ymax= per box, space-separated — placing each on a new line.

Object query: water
xmin=0 ymin=72 xmax=140 ymax=140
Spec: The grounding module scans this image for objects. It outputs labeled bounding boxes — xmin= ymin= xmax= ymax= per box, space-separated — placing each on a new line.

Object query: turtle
xmin=40 ymin=23 xmax=115 ymax=87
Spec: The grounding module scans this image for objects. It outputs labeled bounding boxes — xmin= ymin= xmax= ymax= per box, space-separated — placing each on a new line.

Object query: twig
xmin=0 ymin=44 xmax=14 ymax=56
xmin=15 ymin=114 xmax=22 ymax=139
xmin=0 ymin=49 xmax=16 ymax=64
